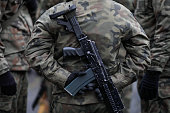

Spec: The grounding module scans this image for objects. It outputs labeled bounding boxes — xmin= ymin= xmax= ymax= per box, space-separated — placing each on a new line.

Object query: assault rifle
xmin=49 ymin=5 xmax=124 ymax=113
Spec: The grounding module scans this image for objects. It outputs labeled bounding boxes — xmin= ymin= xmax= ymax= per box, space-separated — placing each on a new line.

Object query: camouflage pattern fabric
xmin=0 ymin=5 xmax=32 ymax=71
xmin=114 ymin=0 xmax=135 ymax=12
xmin=36 ymin=0 xmax=66 ymax=19
xmin=114 ymin=0 xmax=136 ymax=112
xmin=0 ymin=0 xmax=24 ymax=23
xmin=121 ymin=85 xmax=132 ymax=113
xmin=0 ymin=0 xmax=24 ymax=112
xmin=52 ymin=102 xmax=109 ymax=113
xmin=0 ymin=94 xmax=13 ymax=112
xmin=140 ymin=97 xmax=170 ymax=113
xmin=11 ymin=71 xmax=28 ymax=113
xmin=135 ymin=0 xmax=170 ymax=73
xmin=0 ymin=0 xmax=24 ymax=75
xmin=25 ymin=0 xmax=150 ymax=106
xmin=135 ymin=0 xmax=170 ymax=112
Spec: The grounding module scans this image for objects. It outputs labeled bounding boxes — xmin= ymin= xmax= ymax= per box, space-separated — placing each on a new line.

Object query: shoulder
xmin=34 ymin=1 xmax=73 ymax=34
xmin=110 ymin=1 xmax=147 ymax=38
xmin=37 ymin=1 xmax=73 ymax=22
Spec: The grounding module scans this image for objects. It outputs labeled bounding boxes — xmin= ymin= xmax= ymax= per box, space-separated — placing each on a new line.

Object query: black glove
xmin=0 ymin=72 xmax=17 ymax=96
xmin=78 ymin=82 xmax=97 ymax=94
xmin=65 ymin=72 xmax=86 ymax=87
xmin=139 ymin=70 xmax=160 ymax=100
xmin=95 ymin=88 xmax=103 ymax=101
xmin=78 ymin=82 xmax=104 ymax=101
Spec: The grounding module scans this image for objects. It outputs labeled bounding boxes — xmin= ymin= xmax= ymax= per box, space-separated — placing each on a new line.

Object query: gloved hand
xmin=78 ymin=82 xmax=97 ymax=94
xmin=0 ymin=72 xmax=17 ymax=96
xmin=139 ymin=70 xmax=160 ymax=100
xmin=65 ymin=72 xmax=86 ymax=87
xmin=78 ymin=82 xmax=104 ymax=101
xmin=95 ymin=88 xmax=103 ymax=101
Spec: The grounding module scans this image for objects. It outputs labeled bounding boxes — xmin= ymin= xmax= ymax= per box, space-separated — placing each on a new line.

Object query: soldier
xmin=134 ymin=0 xmax=170 ymax=113
xmin=0 ymin=0 xmax=37 ymax=113
xmin=25 ymin=0 xmax=150 ymax=113
xmin=0 ymin=6 xmax=33 ymax=113
xmin=0 ymin=0 xmax=23 ymax=112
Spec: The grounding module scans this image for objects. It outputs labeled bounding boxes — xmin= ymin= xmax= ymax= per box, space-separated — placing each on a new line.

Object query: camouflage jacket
xmin=26 ymin=0 xmax=150 ymax=105
xmin=0 ymin=0 xmax=23 ymax=75
xmin=0 ymin=6 xmax=32 ymax=71
xmin=135 ymin=0 xmax=170 ymax=98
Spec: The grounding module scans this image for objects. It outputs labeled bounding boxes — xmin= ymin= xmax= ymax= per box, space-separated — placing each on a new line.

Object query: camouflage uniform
xmin=0 ymin=0 xmax=23 ymax=113
xmin=0 ymin=4 xmax=32 ymax=113
xmin=135 ymin=0 xmax=170 ymax=113
xmin=25 ymin=0 xmax=150 ymax=113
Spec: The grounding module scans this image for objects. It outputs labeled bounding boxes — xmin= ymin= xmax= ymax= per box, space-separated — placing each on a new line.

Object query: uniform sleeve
xmin=0 ymin=2 xmax=10 ymax=76
xmin=111 ymin=8 xmax=151 ymax=90
xmin=0 ymin=38 xmax=9 ymax=75
xmin=25 ymin=11 xmax=71 ymax=88
xmin=135 ymin=0 xmax=170 ymax=72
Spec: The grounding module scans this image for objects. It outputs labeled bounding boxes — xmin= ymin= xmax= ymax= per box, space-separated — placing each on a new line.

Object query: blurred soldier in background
xmin=135 ymin=0 xmax=170 ymax=113
xmin=0 ymin=0 xmax=23 ymax=112
xmin=25 ymin=0 xmax=150 ymax=113
xmin=0 ymin=0 xmax=37 ymax=113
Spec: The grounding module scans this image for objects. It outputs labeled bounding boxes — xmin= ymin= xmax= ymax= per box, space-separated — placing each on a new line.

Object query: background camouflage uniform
xmin=0 ymin=0 xmax=23 ymax=113
xmin=135 ymin=0 xmax=170 ymax=113
xmin=25 ymin=0 xmax=150 ymax=112
xmin=0 ymin=4 xmax=33 ymax=113
xmin=0 ymin=0 xmax=21 ymax=79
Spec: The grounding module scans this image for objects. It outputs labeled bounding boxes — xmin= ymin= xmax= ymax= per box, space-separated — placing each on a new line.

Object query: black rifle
xmin=49 ymin=5 xmax=124 ymax=113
